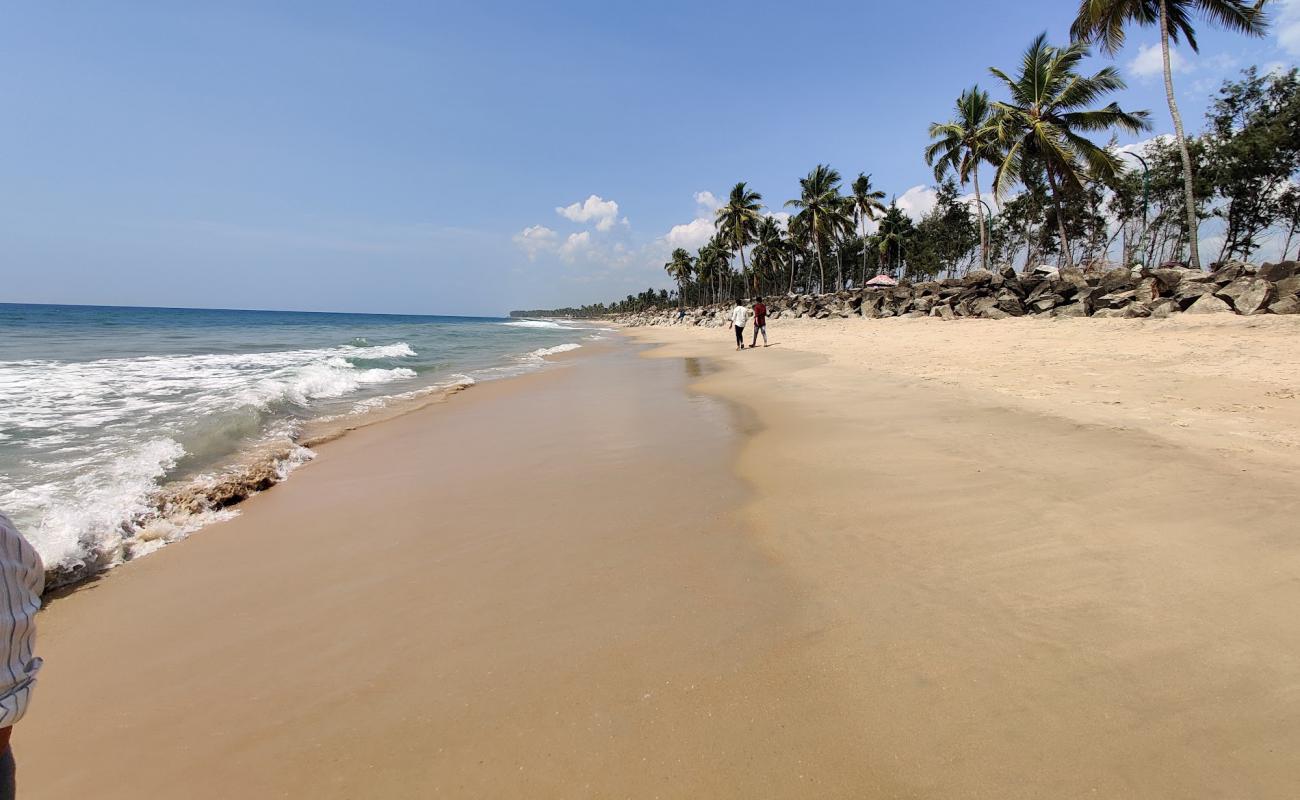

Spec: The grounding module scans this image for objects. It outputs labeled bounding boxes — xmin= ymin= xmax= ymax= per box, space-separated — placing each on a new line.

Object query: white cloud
xmin=766 ymin=210 xmax=791 ymax=229
xmin=556 ymin=194 xmax=622 ymax=231
xmin=558 ymin=231 xmax=593 ymax=262
xmin=1129 ymin=42 xmax=1187 ymax=79
xmin=664 ymin=217 xmax=716 ymax=251
xmin=895 ymin=185 xmax=938 ymax=222
xmin=512 ymin=224 xmax=558 ymax=260
xmin=693 ymin=191 xmax=721 ymax=212
xmin=1279 ymin=0 xmax=1300 ymax=56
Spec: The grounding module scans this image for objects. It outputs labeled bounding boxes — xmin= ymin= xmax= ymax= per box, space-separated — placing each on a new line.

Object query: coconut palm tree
xmin=715 ymin=182 xmax=764 ymax=292
xmin=1071 ymin=0 xmax=1270 ymax=270
xmin=750 ymin=216 xmax=785 ymax=295
xmin=875 ymin=203 xmax=913 ymax=276
xmin=664 ymin=248 xmax=695 ymax=307
xmin=785 ymin=165 xmax=849 ymax=293
xmin=925 ymin=86 xmax=1004 ymax=271
xmin=849 ymin=173 xmax=888 ymax=286
xmin=990 ymin=33 xmax=1152 ymax=267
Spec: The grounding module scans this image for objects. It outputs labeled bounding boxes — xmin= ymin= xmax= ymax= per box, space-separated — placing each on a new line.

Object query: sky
xmin=1 ymin=1 xmax=1297 ymax=317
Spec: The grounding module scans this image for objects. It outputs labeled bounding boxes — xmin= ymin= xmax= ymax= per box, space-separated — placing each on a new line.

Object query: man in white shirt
xmin=731 ymin=300 xmax=748 ymax=350
xmin=0 ymin=513 xmax=43 ymax=800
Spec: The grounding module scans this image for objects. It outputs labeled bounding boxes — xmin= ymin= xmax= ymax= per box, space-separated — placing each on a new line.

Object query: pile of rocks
xmin=619 ymin=260 xmax=1300 ymax=326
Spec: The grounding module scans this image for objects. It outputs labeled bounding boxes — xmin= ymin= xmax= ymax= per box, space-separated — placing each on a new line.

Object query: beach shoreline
xmin=20 ymin=316 xmax=1300 ymax=797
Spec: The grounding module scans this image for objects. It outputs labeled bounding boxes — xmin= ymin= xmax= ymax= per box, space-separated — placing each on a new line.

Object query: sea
xmin=0 ymin=303 xmax=607 ymax=589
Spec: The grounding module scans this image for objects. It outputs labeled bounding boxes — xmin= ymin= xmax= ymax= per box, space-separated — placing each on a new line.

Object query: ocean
xmin=0 ymin=303 xmax=605 ymax=588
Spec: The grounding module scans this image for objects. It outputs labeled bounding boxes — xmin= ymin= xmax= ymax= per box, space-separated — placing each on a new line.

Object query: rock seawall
xmin=618 ymin=261 xmax=1300 ymax=326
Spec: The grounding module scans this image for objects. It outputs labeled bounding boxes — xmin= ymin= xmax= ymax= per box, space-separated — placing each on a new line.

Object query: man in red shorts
xmin=750 ymin=296 xmax=768 ymax=348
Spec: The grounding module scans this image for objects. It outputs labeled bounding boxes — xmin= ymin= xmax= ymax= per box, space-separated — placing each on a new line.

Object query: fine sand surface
xmin=626 ymin=314 xmax=1300 ymax=798
xmin=20 ymin=344 xmax=877 ymax=798
xmin=20 ymin=315 xmax=1300 ymax=798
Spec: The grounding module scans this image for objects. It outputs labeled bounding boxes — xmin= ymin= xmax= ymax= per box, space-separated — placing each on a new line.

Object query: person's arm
xmin=0 ymin=515 xmax=43 ymax=738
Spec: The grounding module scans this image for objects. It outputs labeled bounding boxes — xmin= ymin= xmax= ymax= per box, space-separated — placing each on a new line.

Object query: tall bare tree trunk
xmin=974 ymin=162 xmax=988 ymax=271
xmin=1161 ymin=0 xmax=1201 ymax=269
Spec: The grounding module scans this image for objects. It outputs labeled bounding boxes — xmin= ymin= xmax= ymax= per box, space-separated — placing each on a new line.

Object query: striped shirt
xmin=0 ymin=513 xmax=42 ymax=728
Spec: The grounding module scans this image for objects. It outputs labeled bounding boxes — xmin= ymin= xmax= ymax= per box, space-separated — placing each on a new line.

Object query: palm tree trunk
xmin=974 ymin=162 xmax=988 ymax=271
xmin=788 ymin=252 xmax=796 ymax=294
xmin=815 ymin=238 xmax=827 ymax=294
xmin=835 ymin=246 xmax=844 ymax=291
xmin=738 ymin=246 xmax=749 ymax=299
xmin=1160 ymin=0 xmax=1200 ymax=270
xmin=1045 ymin=169 xmax=1074 ymax=268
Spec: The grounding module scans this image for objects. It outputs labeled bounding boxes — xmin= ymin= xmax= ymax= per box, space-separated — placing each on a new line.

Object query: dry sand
xmin=627 ymin=313 xmax=1300 ymax=798
xmin=19 ymin=314 xmax=1300 ymax=798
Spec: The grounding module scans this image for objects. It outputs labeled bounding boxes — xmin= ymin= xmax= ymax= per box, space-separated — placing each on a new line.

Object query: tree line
xmin=521 ymin=1 xmax=1296 ymax=317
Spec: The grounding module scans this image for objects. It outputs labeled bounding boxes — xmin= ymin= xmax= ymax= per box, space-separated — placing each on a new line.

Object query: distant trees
xmin=558 ymin=24 xmax=1299 ymax=314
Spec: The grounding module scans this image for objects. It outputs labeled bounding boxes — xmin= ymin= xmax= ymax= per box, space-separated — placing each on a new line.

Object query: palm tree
xmin=990 ymin=33 xmax=1151 ymax=267
xmin=750 ymin=216 xmax=785 ymax=295
xmin=715 ymin=182 xmax=764 ymax=293
xmin=1071 ymin=0 xmax=1270 ymax=270
xmin=875 ymin=203 xmax=913 ymax=276
xmin=785 ymin=165 xmax=849 ymax=293
xmin=849 ymin=173 xmax=888 ymax=286
xmin=925 ymin=86 xmax=1003 ymax=271
xmin=664 ymin=248 xmax=694 ymax=307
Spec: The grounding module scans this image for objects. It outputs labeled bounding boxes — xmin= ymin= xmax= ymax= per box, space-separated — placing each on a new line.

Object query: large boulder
xmin=1273 ymin=275 xmax=1300 ymax=300
xmin=1149 ymin=298 xmax=1180 ymax=319
xmin=1051 ymin=302 xmax=1088 ymax=318
xmin=1097 ymin=267 xmax=1136 ymax=295
xmin=1257 ymin=261 xmax=1297 ymax=283
xmin=1209 ymin=260 xmax=1256 ymax=283
xmin=1174 ymin=282 xmax=1214 ymax=309
xmin=1029 ymin=294 xmax=1065 ymax=313
xmin=1214 ymin=277 xmax=1273 ymax=315
xmin=1134 ymin=276 xmax=1160 ymax=305
xmin=1096 ymin=289 xmax=1137 ymax=310
xmin=1185 ymin=293 xmax=1234 ymax=314
xmin=1056 ymin=266 xmax=1090 ymax=293
xmin=1268 ymin=296 xmax=1300 ymax=315
xmin=1150 ymin=267 xmax=1193 ymax=292
xmin=962 ymin=268 xmax=996 ymax=287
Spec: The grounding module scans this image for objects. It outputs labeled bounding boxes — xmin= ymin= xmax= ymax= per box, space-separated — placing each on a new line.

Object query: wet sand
xmin=20 ymin=344 xmax=876 ymax=798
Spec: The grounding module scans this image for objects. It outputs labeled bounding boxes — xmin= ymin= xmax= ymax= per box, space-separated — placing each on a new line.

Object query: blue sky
xmin=2 ymin=1 xmax=1297 ymax=316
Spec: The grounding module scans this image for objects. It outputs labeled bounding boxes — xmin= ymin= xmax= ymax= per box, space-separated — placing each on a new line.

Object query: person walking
xmin=730 ymin=299 xmax=748 ymax=350
xmin=0 ymin=512 xmax=43 ymax=800
xmin=751 ymin=296 xmax=768 ymax=348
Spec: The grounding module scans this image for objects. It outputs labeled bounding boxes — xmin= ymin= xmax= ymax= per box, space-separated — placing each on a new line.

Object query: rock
xmin=1091 ymin=307 xmax=1128 ymax=319
xmin=911 ymin=296 xmax=936 ymax=314
xmin=1150 ymin=267 xmax=1192 ymax=292
xmin=1057 ymin=267 xmax=1089 ymax=293
xmin=1185 ymin=294 xmax=1234 ymax=314
xmin=995 ymin=290 xmax=1025 ymax=316
xmin=1268 ymin=296 xmax=1300 ymax=315
xmin=1050 ymin=302 xmax=1088 ymax=318
xmin=1210 ymin=260 xmax=1257 ymax=283
xmin=1174 ymin=282 xmax=1214 ymax=308
xmin=931 ymin=303 xmax=956 ymax=320
xmin=962 ymin=269 xmax=996 ymax=287
xmin=1257 ymin=261 xmax=1297 ymax=283
xmin=1214 ymin=277 xmax=1273 ymax=315
xmin=1149 ymin=299 xmax=1180 ymax=318
xmin=1096 ymin=289 xmax=1137 ymax=309
xmin=1097 ymin=267 xmax=1136 ymax=295
xmin=1134 ymin=276 xmax=1160 ymax=304
xmin=1274 ymin=275 xmax=1300 ymax=299
xmin=1030 ymin=294 xmax=1065 ymax=313
xmin=998 ymin=264 xmax=1018 ymax=282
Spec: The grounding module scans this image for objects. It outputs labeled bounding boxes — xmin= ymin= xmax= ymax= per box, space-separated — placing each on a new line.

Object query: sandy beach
xmin=19 ymin=315 xmax=1300 ymax=798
